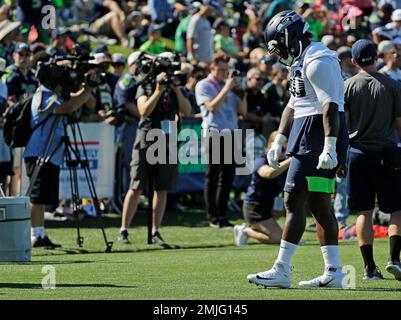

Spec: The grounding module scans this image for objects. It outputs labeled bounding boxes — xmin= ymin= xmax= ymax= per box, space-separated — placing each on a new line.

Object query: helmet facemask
xmin=265 ymin=12 xmax=310 ymax=66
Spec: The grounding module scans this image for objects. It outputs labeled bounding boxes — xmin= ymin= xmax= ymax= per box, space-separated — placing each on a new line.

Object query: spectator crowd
xmin=1 ymin=0 xmax=401 ymax=242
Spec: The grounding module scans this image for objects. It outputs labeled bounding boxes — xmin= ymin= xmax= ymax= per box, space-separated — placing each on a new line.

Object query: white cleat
xmin=247 ymin=262 xmax=292 ymax=289
xmin=299 ymin=267 xmax=345 ymax=288
xmin=233 ymin=224 xmax=248 ymax=246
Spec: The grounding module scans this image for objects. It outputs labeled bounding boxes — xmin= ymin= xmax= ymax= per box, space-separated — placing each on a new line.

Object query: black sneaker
xmin=218 ymin=218 xmax=234 ymax=229
xmin=152 ymin=231 xmax=166 ymax=246
xmin=363 ymin=266 xmax=384 ymax=280
xmin=118 ymin=230 xmax=130 ymax=244
xmin=386 ymin=260 xmax=401 ymax=281
xmin=33 ymin=236 xmax=61 ymax=249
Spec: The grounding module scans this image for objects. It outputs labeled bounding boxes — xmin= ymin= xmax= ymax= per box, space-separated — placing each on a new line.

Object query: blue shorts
xmin=284 ymin=112 xmax=348 ymax=194
xmin=347 ymin=148 xmax=401 ymax=213
xmin=284 ymin=155 xmax=338 ymax=193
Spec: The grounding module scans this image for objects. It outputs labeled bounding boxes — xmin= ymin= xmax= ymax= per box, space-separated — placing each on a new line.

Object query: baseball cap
xmin=0 ymin=58 xmax=6 ymax=74
xmin=148 ymin=23 xmax=164 ymax=34
xmin=213 ymin=17 xmax=228 ymax=30
xmin=321 ymin=35 xmax=335 ymax=47
xmin=336 ymin=46 xmax=352 ymax=59
xmin=92 ymin=44 xmax=109 ymax=54
xmin=127 ymin=51 xmax=142 ymax=66
xmin=203 ymin=0 xmax=223 ymax=15
xmin=14 ymin=42 xmax=30 ymax=53
xmin=112 ymin=53 xmax=126 ymax=65
xmin=392 ymin=9 xmax=401 ymax=21
xmin=30 ymin=42 xmax=46 ymax=54
xmin=352 ymin=39 xmax=377 ymax=65
xmin=128 ymin=11 xmax=142 ymax=20
xmin=378 ymin=40 xmax=394 ymax=55
xmin=0 ymin=20 xmax=21 ymax=41
xmin=89 ymin=53 xmax=112 ymax=65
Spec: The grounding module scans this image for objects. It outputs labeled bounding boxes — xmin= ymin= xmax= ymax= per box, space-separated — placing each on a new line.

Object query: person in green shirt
xmin=213 ymin=18 xmax=245 ymax=59
xmin=139 ymin=24 xmax=166 ymax=55
xmin=175 ymin=15 xmax=191 ymax=55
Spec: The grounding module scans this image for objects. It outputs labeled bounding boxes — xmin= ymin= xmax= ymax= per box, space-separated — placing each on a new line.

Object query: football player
xmin=247 ymin=10 xmax=349 ymax=288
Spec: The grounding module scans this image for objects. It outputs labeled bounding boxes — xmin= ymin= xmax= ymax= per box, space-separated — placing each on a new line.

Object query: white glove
xmin=317 ymin=137 xmax=338 ymax=170
xmin=267 ymin=133 xmax=287 ymax=169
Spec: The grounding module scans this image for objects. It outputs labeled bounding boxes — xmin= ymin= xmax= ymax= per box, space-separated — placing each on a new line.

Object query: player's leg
xmin=387 ymin=211 xmax=401 ymax=280
xmin=247 ymin=189 xmax=309 ymax=288
xmin=348 ymin=149 xmax=380 ymax=279
xmin=119 ymin=147 xmax=147 ymax=244
xmin=356 ymin=210 xmax=383 ymax=279
xmin=378 ymin=168 xmax=401 ymax=280
xmin=298 ymin=192 xmax=345 ymax=288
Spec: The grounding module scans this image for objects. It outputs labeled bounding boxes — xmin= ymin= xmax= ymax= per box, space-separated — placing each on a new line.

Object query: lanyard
xmin=207 ymin=76 xmax=222 ymax=93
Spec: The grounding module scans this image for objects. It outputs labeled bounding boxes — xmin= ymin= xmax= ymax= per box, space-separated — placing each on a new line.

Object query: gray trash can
xmin=0 ymin=197 xmax=31 ymax=262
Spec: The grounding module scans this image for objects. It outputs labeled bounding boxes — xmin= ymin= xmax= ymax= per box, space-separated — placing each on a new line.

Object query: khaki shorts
xmin=89 ymin=12 xmax=115 ymax=37
xmin=13 ymin=148 xmax=23 ymax=168
xmin=130 ymin=148 xmax=178 ymax=191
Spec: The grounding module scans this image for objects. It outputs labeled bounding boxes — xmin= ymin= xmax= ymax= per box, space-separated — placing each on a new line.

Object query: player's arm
xmin=266 ymin=105 xmax=294 ymax=169
xmin=258 ymin=157 xmax=291 ymax=179
xmin=306 ymin=59 xmax=340 ymax=170
xmin=277 ymin=105 xmax=295 ymax=138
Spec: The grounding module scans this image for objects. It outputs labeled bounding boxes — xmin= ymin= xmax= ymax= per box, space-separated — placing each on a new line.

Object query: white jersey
xmin=287 ymin=42 xmax=345 ymax=119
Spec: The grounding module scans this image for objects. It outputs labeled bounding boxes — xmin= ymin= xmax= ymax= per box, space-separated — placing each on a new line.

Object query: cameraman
xmin=23 ymin=67 xmax=97 ymax=249
xmin=119 ymin=52 xmax=191 ymax=245
xmin=195 ymin=53 xmax=248 ymax=228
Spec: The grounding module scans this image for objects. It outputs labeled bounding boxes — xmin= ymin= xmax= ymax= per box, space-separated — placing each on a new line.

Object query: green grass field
xmin=1 ymin=209 xmax=400 ymax=300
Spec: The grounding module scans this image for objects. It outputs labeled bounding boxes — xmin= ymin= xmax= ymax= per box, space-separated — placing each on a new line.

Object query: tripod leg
xmin=74 ymin=121 xmax=113 ymax=253
xmin=147 ymin=176 xmax=153 ymax=245
xmin=63 ymin=125 xmax=85 ymax=248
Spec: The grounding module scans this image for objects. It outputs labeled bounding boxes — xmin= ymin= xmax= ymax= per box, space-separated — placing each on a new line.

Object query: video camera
xmin=134 ymin=52 xmax=186 ymax=86
xmin=35 ymin=45 xmax=106 ymax=97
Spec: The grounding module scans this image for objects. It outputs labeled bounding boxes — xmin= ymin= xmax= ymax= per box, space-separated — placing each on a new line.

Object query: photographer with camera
xmin=23 ymin=65 xmax=99 ymax=249
xmin=79 ymin=53 xmax=116 ymax=124
xmin=118 ymin=52 xmax=191 ymax=245
xmin=195 ymin=53 xmax=248 ymax=228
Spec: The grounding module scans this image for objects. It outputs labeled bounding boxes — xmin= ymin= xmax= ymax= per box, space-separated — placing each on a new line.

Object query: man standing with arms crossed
xmin=247 ymin=10 xmax=349 ymax=288
xmin=345 ymin=39 xmax=401 ymax=281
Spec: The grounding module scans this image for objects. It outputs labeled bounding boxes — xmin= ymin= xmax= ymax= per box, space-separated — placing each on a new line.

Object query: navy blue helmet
xmin=264 ymin=10 xmax=311 ymax=66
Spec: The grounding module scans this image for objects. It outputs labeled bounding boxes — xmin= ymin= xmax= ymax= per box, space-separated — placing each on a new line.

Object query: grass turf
xmin=1 ymin=209 xmax=400 ymax=300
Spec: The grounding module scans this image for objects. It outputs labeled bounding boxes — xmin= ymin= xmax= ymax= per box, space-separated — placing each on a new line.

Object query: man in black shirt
xmin=345 ymin=40 xmax=401 ymax=281
xmin=118 ymin=52 xmax=191 ymax=246
xmin=5 ymin=43 xmax=38 ymax=104
xmin=242 ymin=68 xmax=270 ymax=134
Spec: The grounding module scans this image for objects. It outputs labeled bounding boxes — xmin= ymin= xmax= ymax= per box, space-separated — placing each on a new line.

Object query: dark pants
xmin=204 ymin=132 xmax=240 ymax=222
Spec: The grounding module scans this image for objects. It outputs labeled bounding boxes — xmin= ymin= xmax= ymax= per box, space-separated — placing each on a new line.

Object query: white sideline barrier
xmin=21 ymin=123 xmax=116 ymax=199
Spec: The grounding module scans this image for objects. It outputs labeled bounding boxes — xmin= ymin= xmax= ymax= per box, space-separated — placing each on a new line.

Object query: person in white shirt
xmin=378 ymin=40 xmax=401 ymax=81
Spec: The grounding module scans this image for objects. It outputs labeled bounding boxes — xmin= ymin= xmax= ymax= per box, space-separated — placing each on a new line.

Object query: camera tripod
xmin=26 ymin=114 xmax=113 ymax=253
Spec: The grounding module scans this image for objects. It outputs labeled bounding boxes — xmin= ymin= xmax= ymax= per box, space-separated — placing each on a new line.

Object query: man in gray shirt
xmin=195 ymin=53 xmax=247 ymax=228
xmin=345 ymin=39 xmax=401 ymax=281
xmin=186 ymin=0 xmax=218 ymax=64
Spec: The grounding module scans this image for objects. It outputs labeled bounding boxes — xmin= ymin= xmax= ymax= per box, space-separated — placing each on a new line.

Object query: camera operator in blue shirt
xmin=24 ymin=63 xmax=98 ymax=249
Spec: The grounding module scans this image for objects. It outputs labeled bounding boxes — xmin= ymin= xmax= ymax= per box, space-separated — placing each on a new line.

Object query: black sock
xmin=360 ymin=245 xmax=376 ymax=272
xmin=389 ymin=235 xmax=401 ymax=263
